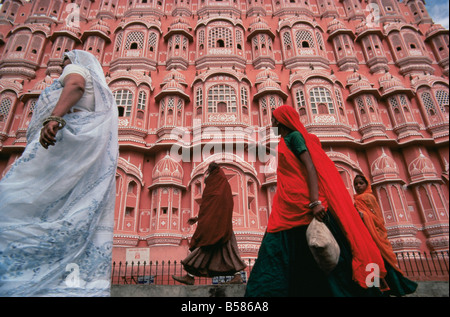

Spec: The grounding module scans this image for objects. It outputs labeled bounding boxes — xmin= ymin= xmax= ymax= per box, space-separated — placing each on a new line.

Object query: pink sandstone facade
xmin=0 ymin=0 xmax=448 ymax=266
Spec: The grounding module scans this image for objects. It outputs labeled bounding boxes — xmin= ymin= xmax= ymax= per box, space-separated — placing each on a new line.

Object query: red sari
xmin=184 ymin=167 xmax=246 ymax=277
xmin=189 ymin=167 xmax=234 ymax=250
xmin=271 ymin=105 xmax=386 ymax=289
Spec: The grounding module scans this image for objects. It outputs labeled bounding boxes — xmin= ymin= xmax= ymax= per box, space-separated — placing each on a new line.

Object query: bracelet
xmin=43 ymin=116 xmax=66 ymax=129
xmin=308 ymin=200 xmax=322 ymax=209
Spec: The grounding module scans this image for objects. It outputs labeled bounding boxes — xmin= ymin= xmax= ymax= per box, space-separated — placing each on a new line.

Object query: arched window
xmin=208 ymin=27 xmax=232 ymax=48
xmin=125 ymin=32 xmax=144 ymax=50
xmin=114 ymin=89 xmax=133 ymax=117
xmin=207 ymin=84 xmax=237 ymax=113
xmin=295 ymin=30 xmax=315 ymax=49
xmin=309 ymin=87 xmax=334 ymax=115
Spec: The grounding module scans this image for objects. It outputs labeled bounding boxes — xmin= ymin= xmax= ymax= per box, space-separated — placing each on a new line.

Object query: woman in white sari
xmin=0 ymin=50 xmax=118 ymax=296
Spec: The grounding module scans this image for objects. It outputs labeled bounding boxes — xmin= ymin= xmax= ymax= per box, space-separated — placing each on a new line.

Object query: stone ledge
xmin=111 ymin=281 xmax=448 ymax=297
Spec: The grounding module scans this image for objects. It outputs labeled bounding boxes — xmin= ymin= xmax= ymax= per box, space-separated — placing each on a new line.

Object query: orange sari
xmin=354 ymin=179 xmax=403 ymax=274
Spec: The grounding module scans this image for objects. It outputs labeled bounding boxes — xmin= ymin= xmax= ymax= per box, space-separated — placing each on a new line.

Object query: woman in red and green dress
xmin=245 ymin=105 xmax=386 ymax=297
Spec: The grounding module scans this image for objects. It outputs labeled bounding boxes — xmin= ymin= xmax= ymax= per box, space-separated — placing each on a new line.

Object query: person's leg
xmin=172 ymin=273 xmax=195 ymax=285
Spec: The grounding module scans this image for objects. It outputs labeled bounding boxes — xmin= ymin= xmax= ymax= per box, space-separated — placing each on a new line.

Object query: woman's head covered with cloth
xmin=272 ymin=105 xmax=386 ymax=288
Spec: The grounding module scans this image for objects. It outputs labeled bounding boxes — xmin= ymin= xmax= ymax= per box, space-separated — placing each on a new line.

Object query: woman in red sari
xmin=354 ymin=174 xmax=417 ymax=296
xmin=172 ymin=162 xmax=246 ymax=285
xmin=245 ymin=105 xmax=386 ymax=297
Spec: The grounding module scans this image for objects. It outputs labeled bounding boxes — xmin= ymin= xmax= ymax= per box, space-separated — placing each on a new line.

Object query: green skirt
xmin=245 ymin=212 xmax=383 ymax=297
xmin=382 ymin=261 xmax=418 ymax=296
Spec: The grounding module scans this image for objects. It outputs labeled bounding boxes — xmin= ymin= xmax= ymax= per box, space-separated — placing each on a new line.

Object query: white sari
xmin=0 ymin=50 xmax=118 ymax=297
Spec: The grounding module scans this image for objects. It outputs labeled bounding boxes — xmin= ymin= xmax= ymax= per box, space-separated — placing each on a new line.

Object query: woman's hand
xmin=40 ymin=121 xmax=61 ymax=149
xmin=312 ymin=204 xmax=327 ymax=222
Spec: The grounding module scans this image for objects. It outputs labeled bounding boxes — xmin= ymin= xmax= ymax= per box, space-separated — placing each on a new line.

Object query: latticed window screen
xmin=125 ymin=32 xmax=144 ymax=49
xmin=175 ymin=35 xmax=181 ymax=48
xmin=296 ymin=90 xmax=306 ymax=110
xmin=295 ymin=30 xmax=315 ymax=48
xmin=198 ymin=30 xmax=205 ymax=49
xmin=207 ymin=84 xmax=237 ymax=113
xmin=356 ymin=97 xmax=365 ymax=113
xmin=421 ymin=92 xmax=437 ymax=115
xmin=115 ymin=32 xmax=123 ymax=51
xmin=241 ymin=87 xmax=248 ymax=106
xmin=335 ymin=89 xmax=344 ymax=109
xmin=196 ymin=88 xmax=203 ymax=107
xmin=148 ymin=32 xmax=157 ymax=51
xmin=208 ymin=27 xmax=232 ymax=48
xmin=253 ymin=36 xmax=258 ymax=48
xmin=167 ymin=97 xmax=175 ymax=110
xmin=366 ymin=96 xmax=373 ymax=108
xmin=399 ymin=95 xmax=409 ymax=107
xmin=435 ymin=90 xmax=449 ymax=113
xmin=260 ymin=97 xmax=267 ymax=110
xmin=29 ymin=99 xmax=37 ymax=112
xmin=260 ymin=34 xmax=266 ymax=45
xmin=269 ymin=96 xmax=277 ymax=111
xmin=316 ymin=31 xmax=324 ymax=50
xmin=0 ymin=98 xmax=12 ymax=121
xmin=389 ymin=96 xmax=399 ymax=109
xmin=137 ymin=91 xmax=146 ymax=110
xmin=283 ymin=32 xmax=292 ymax=48
xmin=236 ymin=30 xmax=243 ymax=47
xmin=114 ymin=90 xmax=133 ymax=117
xmin=309 ymin=87 xmax=334 ymax=114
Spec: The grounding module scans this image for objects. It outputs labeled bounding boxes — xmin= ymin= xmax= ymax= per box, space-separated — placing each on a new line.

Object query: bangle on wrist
xmin=308 ymin=200 xmax=322 ymax=209
xmin=43 ymin=116 xmax=66 ymax=129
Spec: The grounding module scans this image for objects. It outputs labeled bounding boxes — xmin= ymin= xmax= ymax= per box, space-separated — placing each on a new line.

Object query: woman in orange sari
xmin=353 ymin=174 xmax=417 ymax=296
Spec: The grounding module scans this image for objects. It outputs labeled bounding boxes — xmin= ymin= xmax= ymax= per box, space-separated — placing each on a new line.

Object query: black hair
xmin=353 ymin=174 xmax=368 ymax=186
xmin=272 ymin=115 xmax=293 ymax=134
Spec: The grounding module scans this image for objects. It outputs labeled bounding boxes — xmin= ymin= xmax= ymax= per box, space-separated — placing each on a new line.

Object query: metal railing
xmin=395 ymin=251 xmax=449 ymax=281
xmin=111 ymin=259 xmax=255 ymax=285
xmin=111 ymin=251 xmax=449 ymax=285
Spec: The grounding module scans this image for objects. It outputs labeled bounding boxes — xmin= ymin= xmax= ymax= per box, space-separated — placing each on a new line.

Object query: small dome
xmin=169 ymin=16 xmax=192 ymax=31
xmin=258 ymin=77 xmax=281 ymax=91
xmin=162 ymin=79 xmax=185 ymax=92
xmin=347 ymin=72 xmax=372 ymax=94
xmin=379 ymin=72 xmax=405 ymax=91
xmin=152 ymin=154 xmax=183 ymax=180
xmin=256 ymin=68 xmax=280 ymax=84
xmin=162 ymin=69 xmax=187 ymax=86
xmin=371 ymin=152 xmax=400 ymax=177
xmin=249 ymin=17 xmax=270 ymax=32
xmin=327 ymin=18 xmax=347 ymax=33
xmin=409 ymin=153 xmax=437 ymax=177
xmin=90 ymin=19 xmax=110 ymax=34
xmin=425 ymin=24 xmax=446 ymax=38
xmin=33 ymin=75 xmax=53 ymax=91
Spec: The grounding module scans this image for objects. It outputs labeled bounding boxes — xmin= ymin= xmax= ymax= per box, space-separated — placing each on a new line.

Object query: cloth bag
xmin=306 ymin=218 xmax=340 ymax=273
